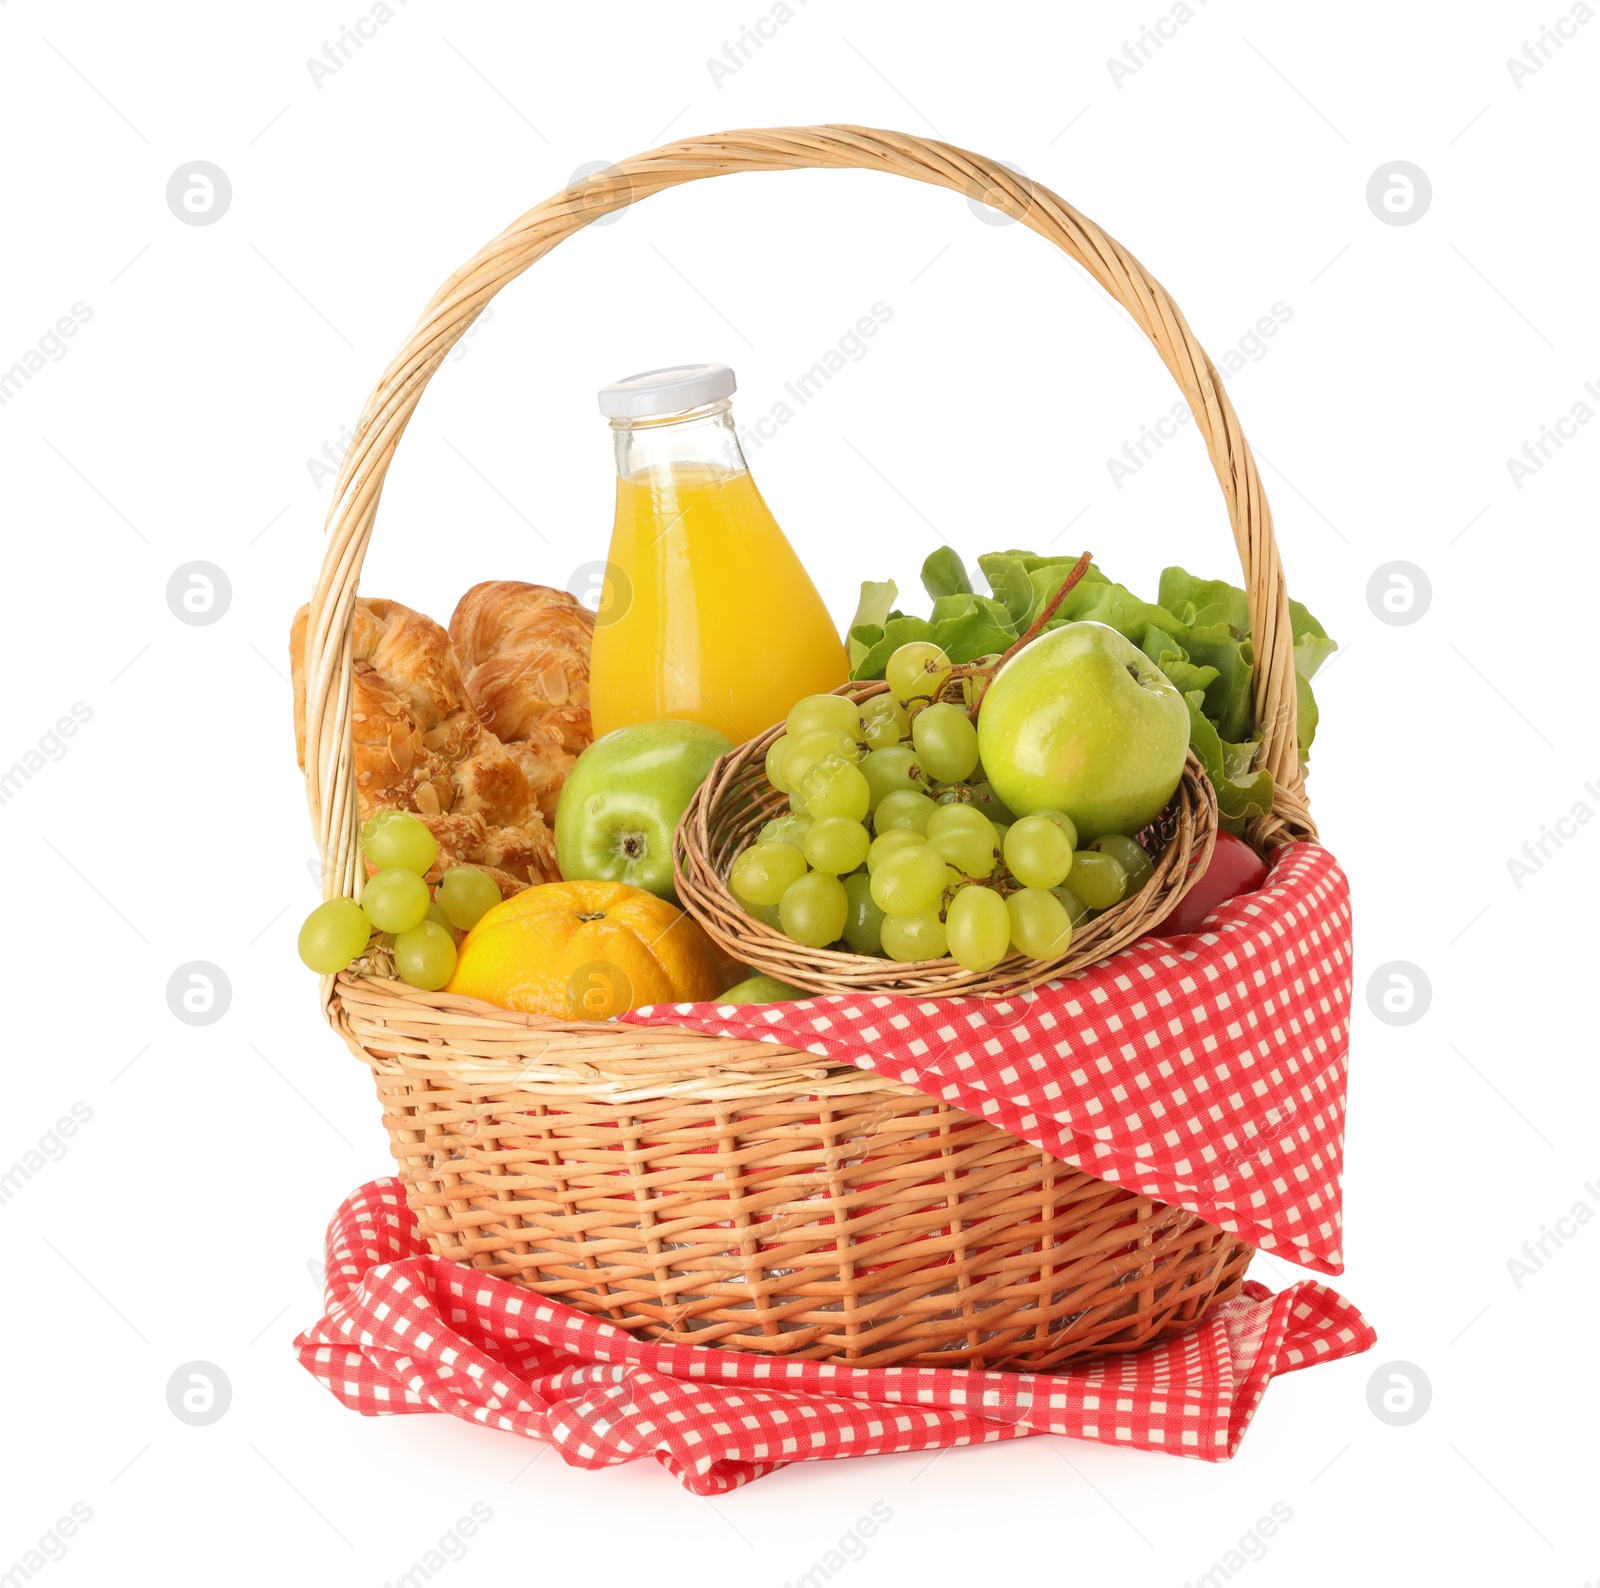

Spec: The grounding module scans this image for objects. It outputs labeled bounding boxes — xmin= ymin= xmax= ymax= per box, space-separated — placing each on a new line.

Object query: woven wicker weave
xmin=303 ymin=125 xmax=1312 ymax=1369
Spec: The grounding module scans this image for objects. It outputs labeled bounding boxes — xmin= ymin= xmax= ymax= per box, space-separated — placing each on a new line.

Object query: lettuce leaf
xmin=1182 ymin=622 xmax=1255 ymax=744
xmin=978 ymin=550 xmax=1109 ymax=582
xmin=931 ymin=608 xmax=1016 ymax=664
xmin=1185 ymin=696 xmax=1275 ymax=828
xmin=980 ymin=554 xmax=1036 ymax=628
xmin=848 ymin=549 xmax=1334 ymax=809
xmin=1140 ymin=624 xmax=1221 ymax=699
xmin=1158 ymin=566 xmax=1251 ymax=631
xmin=1290 ymin=598 xmax=1338 ymax=681
xmin=847 ymin=579 xmax=899 ymax=671
xmin=920 ymin=546 xmax=973 ymax=601
xmin=851 ymin=614 xmax=937 ymax=680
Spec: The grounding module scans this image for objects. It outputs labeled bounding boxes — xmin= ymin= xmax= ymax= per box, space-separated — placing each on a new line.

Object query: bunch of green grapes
xmin=296 ymin=811 xmax=504 ymax=990
xmin=732 ymin=643 xmax=1157 ymax=973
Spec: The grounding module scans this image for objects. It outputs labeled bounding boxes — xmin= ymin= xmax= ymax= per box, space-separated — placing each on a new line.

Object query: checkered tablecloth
xmin=624 ymin=840 xmax=1353 ymax=1273
xmin=295 ymin=1179 xmax=1375 ymax=1494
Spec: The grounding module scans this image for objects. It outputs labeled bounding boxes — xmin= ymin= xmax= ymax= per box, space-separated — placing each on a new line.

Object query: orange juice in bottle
xmin=589 ymin=363 xmax=847 ymax=743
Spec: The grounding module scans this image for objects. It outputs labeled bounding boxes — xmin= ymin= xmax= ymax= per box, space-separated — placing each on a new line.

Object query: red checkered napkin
xmin=623 ymin=841 xmax=1353 ymax=1274
xmin=295 ymin=1181 xmax=1375 ymax=1494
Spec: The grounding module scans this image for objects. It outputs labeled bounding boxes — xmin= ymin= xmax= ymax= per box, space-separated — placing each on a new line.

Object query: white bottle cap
xmin=597 ymin=362 xmax=736 ymax=420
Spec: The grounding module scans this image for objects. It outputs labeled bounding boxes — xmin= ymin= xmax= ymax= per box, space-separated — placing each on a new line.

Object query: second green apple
xmin=555 ymin=720 xmax=735 ymax=901
xmin=977 ymin=621 xmax=1189 ymax=841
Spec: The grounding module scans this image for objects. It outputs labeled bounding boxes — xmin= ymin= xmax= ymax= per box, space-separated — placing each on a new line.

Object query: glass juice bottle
xmin=588 ymin=363 xmax=848 ymax=743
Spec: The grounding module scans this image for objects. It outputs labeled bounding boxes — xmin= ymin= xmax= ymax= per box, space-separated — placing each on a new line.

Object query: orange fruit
xmin=446 ymin=879 xmax=728 ymax=1020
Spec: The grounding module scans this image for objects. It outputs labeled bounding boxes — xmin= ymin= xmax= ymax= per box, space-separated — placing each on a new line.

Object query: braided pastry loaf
xmin=291 ymin=584 xmax=593 ymax=895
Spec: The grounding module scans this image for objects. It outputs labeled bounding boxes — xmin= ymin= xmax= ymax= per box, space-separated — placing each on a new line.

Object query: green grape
xmin=911 ymin=703 xmax=980 ymax=784
xmin=363 ymin=867 xmax=430 ymax=933
xmin=787 ymin=693 xmax=865 ymax=744
xmin=297 ymin=898 xmax=372 ymax=973
xmin=731 ymin=841 xmax=808 ymax=906
xmin=964 ymin=781 xmax=1017 ymax=826
xmin=945 ymin=885 xmax=1011 ymax=972
xmin=928 ymin=825 xmax=997 ymax=879
xmin=761 ymin=901 xmax=785 ymax=929
xmin=782 ymin=728 xmax=858 ymax=790
xmin=803 ymin=817 xmax=872 ymax=875
xmin=765 ymin=735 xmax=793 ymax=793
xmin=860 ymin=693 xmax=910 ymax=749
xmin=393 ymin=920 xmax=457 ymax=991
xmin=991 ymin=821 xmax=1011 ymax=851
xmin=759 ymin=812 xmax=813 ymax=847
xmin=425 ymin=900 xmax=461 ymax=942
xmin=868 ymin=828 xmax=926 ymax=871
xmin=881 ymin=912 xmax=948 ymax=963
xmin=869 ymin=845 xmax=948 ymax=917
xmin=788 ymin=787 xmax=810 ymax=815
xmin=885 ymin=641 xmax=953 ymax=703
xmin=802 ymin=760 xmax=871 ymax=822
xmin=361 ymin=810 xmax=438 ymax=875
xmin=437 ymin=866 xmax=502 ymax=931
xmin=842 ymin=872 xmax=887 ymax=955
xmin=926 ymin=803 xmax=997 ymax=842
xmin=1007 ymin=888 xmax=1074 ymax=960
xmin=1092 ymin=834 xmax=1154 ymax=893
xmin=873 ymin=789 xmax=938 ymax=835
xmin=860 ymin=745 xmax=925 ymax=809
xmin=1004 ymin=814 xmax=1075 ymax=890
xmin=1050 ymin=885 xmax=1092 ymax=927
xmin=1071 ymin=851 xmax=1128 ymax=909
xmin=1032 ymin=807 xmax=1079 ymax=852
xmin=778 ymin=871 xmax=848 ymax=948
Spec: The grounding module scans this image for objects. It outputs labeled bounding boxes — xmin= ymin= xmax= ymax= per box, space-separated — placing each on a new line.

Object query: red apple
xmin=1147 ymin=831 xmax=1269 ymax=938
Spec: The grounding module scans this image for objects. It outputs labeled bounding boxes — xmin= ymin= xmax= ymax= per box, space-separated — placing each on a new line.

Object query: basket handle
xmin=304 ymin=123 xmax=1312 ymax=900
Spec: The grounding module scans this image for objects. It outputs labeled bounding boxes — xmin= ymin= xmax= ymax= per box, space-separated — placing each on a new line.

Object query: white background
xmin=3 ymin=1 xmax=1597 ymax=1583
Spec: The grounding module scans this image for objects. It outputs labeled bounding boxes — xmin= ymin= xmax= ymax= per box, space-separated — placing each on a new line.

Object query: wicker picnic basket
xmin=302 ymin=125 xmax=1315 ymax=1371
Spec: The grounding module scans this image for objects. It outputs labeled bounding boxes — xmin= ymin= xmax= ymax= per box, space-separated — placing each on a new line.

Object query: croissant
xmin=449 ymin=581 xmax=594 ymax=821
xmin=290 ymin=596 xmax=559 ymax=891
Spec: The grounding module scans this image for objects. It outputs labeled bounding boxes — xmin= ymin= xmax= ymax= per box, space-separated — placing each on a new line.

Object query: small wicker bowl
xmin=675 ymin=680 xmax=1218 ymax=998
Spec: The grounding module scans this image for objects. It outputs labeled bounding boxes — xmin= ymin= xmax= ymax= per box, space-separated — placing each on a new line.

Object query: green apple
xmin=719 ymin=973 xmax=809 ymax=1004
xmin=976 ymin=621 xmax=1189 ymax=841
xmin=555 ymin=720 xmax=734 ymax=900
